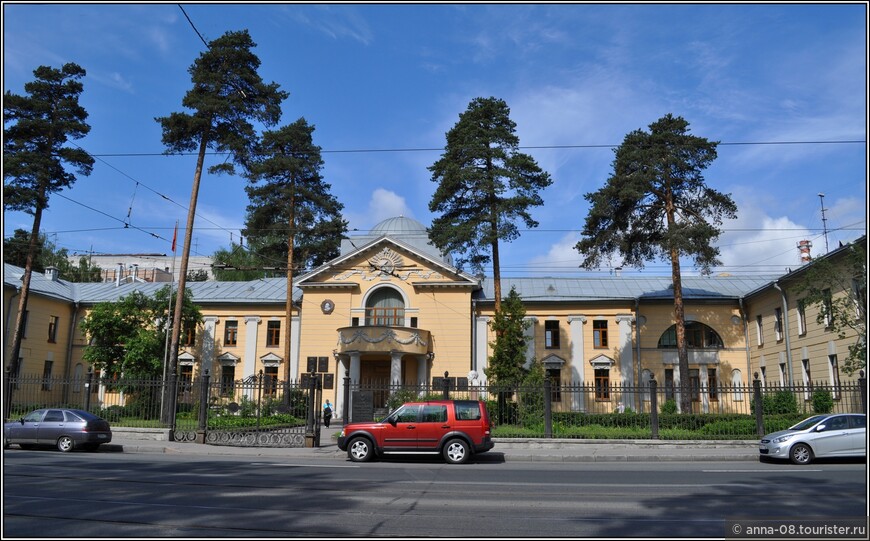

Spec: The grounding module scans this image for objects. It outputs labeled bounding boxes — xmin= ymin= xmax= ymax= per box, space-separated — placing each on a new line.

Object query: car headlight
xmin=772 ymin=434 xmax=794 ymax=444
xmin=338 ymin=429 xmax=345 ymax=438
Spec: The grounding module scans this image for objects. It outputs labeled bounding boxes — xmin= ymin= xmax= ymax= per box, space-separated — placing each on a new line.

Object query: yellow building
xmin=4 ymin=218 xmax=864 ymax=420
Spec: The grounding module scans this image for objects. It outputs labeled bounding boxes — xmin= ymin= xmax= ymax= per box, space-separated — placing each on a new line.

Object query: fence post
xmin=84 ymin=367 xmax=94 ymax=413
xmin=442 ymin=371 xmax=450 ymax=399
xmin=859 ymin=370 xmax=866 ymax=414
xmin=649 ymin=374 xmax=659 ymax=440
xmin=4 ymin=366 xmax=13 ymax=421
xmin=343 ymin=370 xmax=350 ymax=426
xmin=753 ymin=372 xmax=764 ymax=437
xmin=305 ymin=371 xmax=316 ymax=448
xmin=198 ymin=370 xmax=210 ymax=432
xmin=543 ymin=377 xmax=552 ymax=438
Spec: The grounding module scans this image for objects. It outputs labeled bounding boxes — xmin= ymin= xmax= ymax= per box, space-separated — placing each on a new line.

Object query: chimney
xmin=614 ymin=266 xmax=622 ymax=277
xmin=45 ymin=266 xmax=59 ymax=281
xmin=131 ymin=263 xmax=139 ymax=280
xmin=116 ymin=263 xmax=124 ymax=286
xmin=797 ymin=240 xmax=813 ymax=265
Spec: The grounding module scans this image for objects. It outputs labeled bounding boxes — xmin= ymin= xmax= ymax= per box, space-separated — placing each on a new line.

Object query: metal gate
xmin=171 ymin=371 xmax=316 ymax=448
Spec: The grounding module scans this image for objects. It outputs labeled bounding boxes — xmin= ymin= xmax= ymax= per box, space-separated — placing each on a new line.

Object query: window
xmin=665 ymin=368 xmax=675 ymax=400
xmin=44 ymin=410 xmax=64 ymax=422
xmin=779 ymin=363 xmax=786 ymax=385
xmin=224 ymin=320 xmax=238 ymax=346
xmin=801 ymin=358 xmax=812 ymax=399
xmin=732 ymin=369 xmax=743 ymax=401
xmin=657 ymin=322 xmax=724 ymax=348
xmin=545 ymin=320 xmax=560 ymax=349
xmin=183 ymin=321 xmax=196 ymax=347
xmin=391 ymin=405 xmax=420 ymax=423
xmin=421 ymin=404 xmax=448 ymax=423
xmin=755 ymin=315 xmax=763 ymax=346
xmin=822 ymin=288 xmax=833 ymax=327
xmin=689 ymin=369 xmax=701 ymax=401
xmin=454 ymin=401 xmax=481 ymax=421
xmin=179 ymin=365 xmax=193 ymax=393
xmin=267 ymin=321 xmax=281 ymax=347
xmin=853 ymin=278 xmax=867 ymax=319
xmin=42 ymin=360 xmax=53 ymax=390
xmin=797 ymin=300 xmax=807 ymax=335
xmin=760 ymin=366 xmax=767 ymax=388
xmin=594 ymin=368 xmax=610 ymax=400
xmin=774 ymin=308 xmax=783 ymax=341
xmin=48 ymin=315 xmax=59 ymax=342
xmin=547 ymin=368 xmax=562 ymax=402
xmin=707 ymin=368 xmax=718 ymax=401
xmin=593 ymin=320 xmax=608 ymax=348
xmin=264 ymin=366 xmax=279 ymax=396
xmin=220 ymin=366 xmax=235 ymax=396
xmin=365 ymin=287 xmax=405 ymax=326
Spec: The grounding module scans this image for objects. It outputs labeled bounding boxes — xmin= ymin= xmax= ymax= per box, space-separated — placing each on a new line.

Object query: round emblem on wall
xmin=321 ymin=299 xmax=335 ymax=314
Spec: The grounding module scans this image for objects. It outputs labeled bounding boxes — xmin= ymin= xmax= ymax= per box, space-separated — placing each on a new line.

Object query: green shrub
xmin=812 ymin=390 xmax=834 ymax=414
xmin=660 ymin=399 xmax=678 ymax=415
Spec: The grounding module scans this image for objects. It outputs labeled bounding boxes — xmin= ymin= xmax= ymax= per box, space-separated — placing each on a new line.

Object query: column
xmin=475 ymin=316 xmax=489 ymax=380
xmin=568 ymin=316 xmax=587 ymax=412
xmin=417 ymin=354 xmax=429 ymax=388
xmin=201 ymin=316 xmax=218 ymax=376
xmin=335 ymin=356 xmax=347 ymax=421
xmin=390 ymin=350 xmax=402 ymax=384
xmin=290 ymin=315 xmax=301 ymax=380
xmin=616 ymin=314 xmax=635 ymax=410
xmin=244 ymin=316 xmax=260 ymax=379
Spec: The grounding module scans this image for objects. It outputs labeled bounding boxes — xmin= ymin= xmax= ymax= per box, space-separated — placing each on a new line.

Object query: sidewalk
xmin=102 ymin=426 xmax=760 ymax=462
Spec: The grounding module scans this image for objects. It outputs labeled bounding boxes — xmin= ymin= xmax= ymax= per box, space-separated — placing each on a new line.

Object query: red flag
xmin=171 ymin=222 xmax=178 ymax=252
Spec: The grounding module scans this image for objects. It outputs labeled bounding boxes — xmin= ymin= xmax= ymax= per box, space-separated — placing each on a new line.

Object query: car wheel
xmin=347 ymin=437 xmax=374 ymax=462
xmin=789 ymin=443 xmax=814 ymax=465
xmin=443 ymin=439 xmax=470 ymax=465
xmin=56 ymin=436 xmax=75 ymax=453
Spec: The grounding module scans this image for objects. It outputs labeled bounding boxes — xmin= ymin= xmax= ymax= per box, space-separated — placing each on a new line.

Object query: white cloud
xmin=367 ymin=189 xmax=413 ymax=225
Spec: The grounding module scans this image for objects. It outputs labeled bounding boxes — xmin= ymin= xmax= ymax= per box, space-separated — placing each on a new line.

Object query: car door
xmin=811 ymin=415 xmax=851 ymax=457
xmin=381 ymin=404 xmax=420 ymax=451
xmin=36 ymin=409 xmax=66 ymax=446
xmin=8 ymin=409 xmax=46 ymax=444
xmin=416 ymin=404 xmax=450 ymax=450
xmin=846 ymin=415 xmax=866 ymax=456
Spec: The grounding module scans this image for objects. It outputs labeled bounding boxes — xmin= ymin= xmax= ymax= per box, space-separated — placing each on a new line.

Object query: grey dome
xmin=370 ymin=216 xmax=427 ymax=236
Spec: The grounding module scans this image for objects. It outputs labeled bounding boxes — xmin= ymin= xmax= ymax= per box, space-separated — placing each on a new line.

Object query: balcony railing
xmin=336 ymin=326 xmax=431 ymax=355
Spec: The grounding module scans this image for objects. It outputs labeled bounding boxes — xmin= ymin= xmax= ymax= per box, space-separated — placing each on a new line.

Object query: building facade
xmin=4 ymin=217 xmax=865 ymax=420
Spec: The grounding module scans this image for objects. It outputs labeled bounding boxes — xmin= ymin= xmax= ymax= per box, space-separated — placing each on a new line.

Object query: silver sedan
xmin=759 ymin=413 xmax=866 ymax=465
xmin=4 ymin=408 xmax=112 ymax=452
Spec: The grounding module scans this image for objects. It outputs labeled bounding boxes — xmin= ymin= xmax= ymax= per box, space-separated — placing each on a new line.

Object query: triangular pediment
xmin=589 ymin=354 xmax=616 ymax=368
xmin=297 ymin=236 xmax=479 ymax=289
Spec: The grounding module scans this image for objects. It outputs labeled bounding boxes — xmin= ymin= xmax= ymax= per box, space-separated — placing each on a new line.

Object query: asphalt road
xmin=3 ymin=449 xmax=866 ymax=538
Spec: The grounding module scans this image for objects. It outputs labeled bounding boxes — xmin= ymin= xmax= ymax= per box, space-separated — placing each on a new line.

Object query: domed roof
xmin=370 ymin=215 xmax=427 ymax=236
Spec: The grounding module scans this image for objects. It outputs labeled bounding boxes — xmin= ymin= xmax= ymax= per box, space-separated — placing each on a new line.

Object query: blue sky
xmin=3 ymin=2 xmax=867 ymax=278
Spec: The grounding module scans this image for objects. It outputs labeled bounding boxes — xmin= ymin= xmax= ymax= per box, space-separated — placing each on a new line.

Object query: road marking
xmin=702 ymin=469 xmax=823 ymax=472
xmin=250 ymin=462 xmax=360 ymax=468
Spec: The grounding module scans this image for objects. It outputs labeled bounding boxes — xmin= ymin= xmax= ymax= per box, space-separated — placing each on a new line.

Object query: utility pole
xmin=818 ymin=193 xmax=829 ymax=254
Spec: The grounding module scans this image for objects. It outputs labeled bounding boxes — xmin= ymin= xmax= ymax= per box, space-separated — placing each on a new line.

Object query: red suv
xmin=337 ymin=399 xmax=494 ymax=464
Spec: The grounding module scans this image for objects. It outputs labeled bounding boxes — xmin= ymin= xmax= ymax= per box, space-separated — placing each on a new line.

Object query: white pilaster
xmin=568 ymin=315 xmax=587 ymax=411
xmin=244 ymin=316 xmax=260 ymax=379
xmin=202 ymin=316 xmax=218 ymax=376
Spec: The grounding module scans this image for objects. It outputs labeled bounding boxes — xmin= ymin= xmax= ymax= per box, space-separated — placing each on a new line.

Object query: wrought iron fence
xmin=3 ymin=368 xmax=318 ymax=448
xmin=6 ymin=368 xmax=865 ymax=442
xmin=344 ymin=374 xmax=866 ymax=440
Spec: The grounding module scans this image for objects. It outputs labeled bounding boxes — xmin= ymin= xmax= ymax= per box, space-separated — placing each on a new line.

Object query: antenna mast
xmin=818 ymin=193 xmax=829 ymax=253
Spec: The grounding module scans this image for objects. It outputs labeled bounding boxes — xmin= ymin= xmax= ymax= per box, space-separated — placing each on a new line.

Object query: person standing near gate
xmin=323 ymin=399 xmax=333 ymax=428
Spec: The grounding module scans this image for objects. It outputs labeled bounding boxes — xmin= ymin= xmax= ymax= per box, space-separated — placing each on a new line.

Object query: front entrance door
xmin=361 ymin=359 xmax=391 ymax=408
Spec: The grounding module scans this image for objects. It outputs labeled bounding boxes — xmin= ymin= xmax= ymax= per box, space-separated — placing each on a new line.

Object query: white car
xmin=759 ymin=413 xmax=866 ymax=465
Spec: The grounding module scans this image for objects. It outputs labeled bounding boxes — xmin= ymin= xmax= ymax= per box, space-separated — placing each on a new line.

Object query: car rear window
xmin=455 ymin=401 xmax=481 ymax=421
xmin=850 ymin=415 xmax=866 ymax=429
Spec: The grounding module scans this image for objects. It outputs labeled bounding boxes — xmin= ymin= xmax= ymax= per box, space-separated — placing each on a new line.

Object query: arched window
xmin=365 ymin=287 xmax=405 ymax=326
xmin=657 ymin=322 xmax=723 ymax=349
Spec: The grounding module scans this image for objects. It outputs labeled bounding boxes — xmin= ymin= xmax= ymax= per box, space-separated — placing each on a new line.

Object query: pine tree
xmin=3 ymin=63 xmax=93 ymax=409
xmin=576 ymin=114 xmax=737 ymax=413
xmin=428 ymin=97 xmax=551 ymax=314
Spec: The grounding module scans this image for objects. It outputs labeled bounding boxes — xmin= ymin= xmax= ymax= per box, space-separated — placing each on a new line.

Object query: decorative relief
xmin=338 ymin=328 xmax=429 ymax=347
